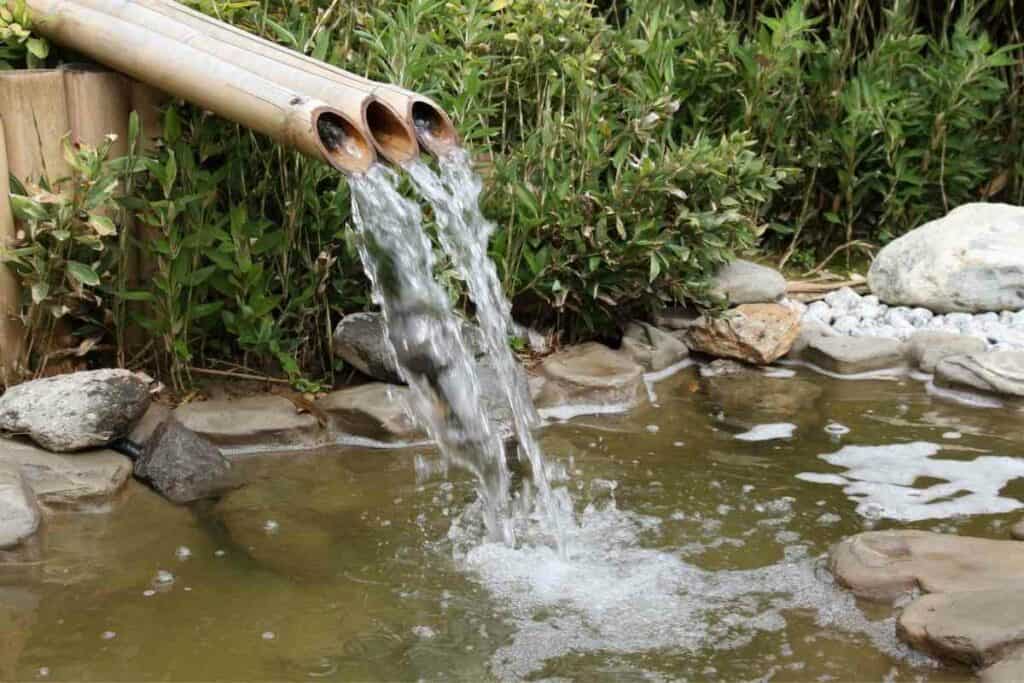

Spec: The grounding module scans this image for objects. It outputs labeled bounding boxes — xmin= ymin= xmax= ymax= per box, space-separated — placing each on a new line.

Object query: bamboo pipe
xmin=64 ymin=0 xmax=418 ymax=166
xmin=0 ymin=117 xmax=24 ymax=384
xmin=25 ymin=0 xmax=376 ymax=174
xmin=128 ymin=0 xmax=459 ymax=157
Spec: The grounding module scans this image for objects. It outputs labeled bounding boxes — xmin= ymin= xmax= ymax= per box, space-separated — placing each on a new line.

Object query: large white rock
xmin=0 ymin=464 xmax=40 ymax=549
xmin=868 ymin=203 xmax=1024 ymax=313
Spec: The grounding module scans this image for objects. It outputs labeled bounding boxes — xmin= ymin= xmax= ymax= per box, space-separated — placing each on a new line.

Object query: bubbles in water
xmin=142 ymin=590 xmax=155 ymax=598
xmin=214 ymin=549 xmax=226 ymax=557
xmin=37 ymin=667 xmax=49 ymax=678
xmin=263 ymin=519 xmax=279 ymax=534
xmin=412 ymin=625 xmax=437 ymax=639
xmin=825 ymin=422 xmax=850 ymax=436
xmin=261 ymin=631 xmax=276 ymax=641
xmin=175 ymin=546 xmax=191 ymax=560
xmin=645 ymin=424 xmax=660 ymax=433
xmin=942 ymin=431 xmax=962 ymax=439
xmin=735 ymin=423 xmax=796 ymax=442
xmin=153 ymin=570 xmax=174 ymax=586
xmin=100 ymin=631 xmax=116 ymax=640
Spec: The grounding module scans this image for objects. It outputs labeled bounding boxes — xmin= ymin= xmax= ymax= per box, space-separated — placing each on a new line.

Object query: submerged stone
xmin=620 ymin=321 xmax=689 ymax=372
xmin=830 ymin=530 xmax=1024 ymax=602
xmin=134 ymin=419 xmax=237 ymax=504
xmin=0 ymin=437 xmax=131 ymax=509
xmin=709 ymin=259 xmax=786 ymax=304
xmin=0 ymin=369 xmax=151 ymax=452
xmin=685 ymin=303 xmax=801 ymax=365
xmin=173 ymin=395 xmax=321 ymax=449
xmin=0 ymin=464 xmax=40 ymax=549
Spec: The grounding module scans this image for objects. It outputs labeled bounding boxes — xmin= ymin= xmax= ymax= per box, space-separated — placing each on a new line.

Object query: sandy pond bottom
xmin=4 ymin=365 xmax=1024 ymax=682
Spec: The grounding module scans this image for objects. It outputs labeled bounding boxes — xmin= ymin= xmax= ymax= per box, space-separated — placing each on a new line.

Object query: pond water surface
xmin=4 ymin=363 xmax=1023 ymax=681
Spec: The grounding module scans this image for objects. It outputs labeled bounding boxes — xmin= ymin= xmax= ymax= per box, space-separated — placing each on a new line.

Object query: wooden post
xmin=0 ymin=70 xmax=72 ymax=187
xmin=63 ymin=64 xmax=132 ymax=155
xmin=0 ymin=117 xmax=23 ymax=386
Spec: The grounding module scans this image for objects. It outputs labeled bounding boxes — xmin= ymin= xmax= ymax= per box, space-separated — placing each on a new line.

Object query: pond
xmin=4 ymin=363 xmax=1021 ymax=681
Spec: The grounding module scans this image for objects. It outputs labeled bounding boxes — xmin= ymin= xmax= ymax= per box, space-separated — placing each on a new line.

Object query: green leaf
xmin=67 ymin=261 xmax=100 ymax=286
xmin=25 ymin=37 xmax=48 ymax=59
xmin=10 ymin=195 xmax=47 ymax=221
xmin=87 ymin=214 xmax=117 ymax=236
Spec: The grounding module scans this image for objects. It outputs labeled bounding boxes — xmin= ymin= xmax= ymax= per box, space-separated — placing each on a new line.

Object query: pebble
xmin=261 ymin=631 xmax=276 ymax=641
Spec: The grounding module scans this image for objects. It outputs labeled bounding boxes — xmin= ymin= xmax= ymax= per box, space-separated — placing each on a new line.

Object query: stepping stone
xmin=709 ymin=259 xmax=786 ymax=304
xmin=534 ymin=343 xmax=643 ymax=409
xmin=935 ymin=351 xmax=1024 ymax=398
xmin=315 ymin=383 xmax=422 ymax=441
xmin=830 ymin=530 xmax=1024 ymax=602
xmin=804 ymin=335 xmax=907 ymax=374
xmin=908 ymin=331 xmax=987 ymax=373
xmin=174 ymin=395 xmax=321 ymax=449
xmin=0 ymin=437 xmax=132 ymax=509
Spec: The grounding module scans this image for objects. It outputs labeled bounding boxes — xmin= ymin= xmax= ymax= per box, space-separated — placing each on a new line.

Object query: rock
xmin=0 ymin=437 xmax=132 ymax=508
xmin=935 ymin=352 xmax=1024 ymax=398
xmin=868 ymin=203 xmax=1024 ymax=313
xmin=898 ymin=589 xmax=1024 ymax=668
xmin=0 ymin=465 xmax=40 ymax=549
xmin=534 ymin=343 xmax=644 ymax=409
xmin=804 ymin=300 xmax=833 ymax=325
xmin=699 ymin=366 xmax=822 ymax=428
xmin=908 ymin=331 xmax=988 ymax=373
xmin=174 ymin=395 xmax=321 ymax=449
xmin=1012 ymin=520 xmax=1024 ymax=541
xmin=315 ymin=383 xmax=422 ymax=442
xmin=332 ymin=311 xmax=402 ymax=383
xmin=333 ymin=311 xmax=485 ymax=384
xmin=699 ymin=359 xmax=751 ymax=378
xmin=621 ymin=321 xmax=689 ymax=371
xmin=685 ymin=303 xmax=801 ymax=365
xmin=803 ymin=336 xmax=907 ymax=374
xmin=0 ymin=369 xmax=151 ymax=452
xmin=652 ymin=306 xmax=701 ymax=331
xmin=823 ymin=287 xmax=863 ymax=316
xmin=981 ymin=647 xmax=1024 ymax=683
xmin=709 ymin=259 xmax=786 ymax=304
xmin=128 ymin=402 xmax=172 ymax=445
xmin=474 ymin=354 xmax=537 ymax=433
xmin=830 ymin=530 xmax=1024 ymax=602
xmin=787 ymin=319 xmax=838 ymax=358
xmin=133 ymin=420 xmax=237 ymax=504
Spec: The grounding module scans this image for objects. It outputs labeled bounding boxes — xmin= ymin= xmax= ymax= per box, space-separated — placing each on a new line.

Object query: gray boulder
xmin=134 ymin=419 xmax=237 ymax=504
xmin=935 ymin=352 xmax=1024 ymax=398
xmin=0 ymin=464 xmax=40 ymax=549
xmin=803 ymin=336 xmax=907 ymax=374
xmin=0 ymin=369 xmax=151 ymax=452
xmin=869 ymin=203 xmax=1024 ymax=313
xmin=620 ymin=321 xmax=689 ymax=371
xmin=0 ymin=437 xmax=132 ymax=509
xmin=710 ymin=259 xmax=786 ymax=304
xmin=908 ymin=330 xmax=988 ymax=373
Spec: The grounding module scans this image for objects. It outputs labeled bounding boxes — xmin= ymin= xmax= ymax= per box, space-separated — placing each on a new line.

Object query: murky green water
xmin=5 ymin=364 xmax=1023 ymax=681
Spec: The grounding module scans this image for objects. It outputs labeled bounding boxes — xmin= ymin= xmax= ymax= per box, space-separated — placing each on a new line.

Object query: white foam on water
xmin=643 ymin=358 xmax=695 ymax=384
xmin=539 ymin=402 xmax=635 ymax=422
xmin=796 ymin=442 xmax=1024 ymax=521
xmin=734 ymin=423 xmax=796 ymax=442
xmin=779 ymin=359 xmax=907 ymax=381
xmin=762 ymin=367 xmax=796 ymax=378
xmin=455 ymin=503 xmax=917 ymax=680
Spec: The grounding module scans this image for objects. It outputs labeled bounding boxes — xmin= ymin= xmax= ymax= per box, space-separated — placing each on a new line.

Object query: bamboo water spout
xmin=106 ymin=0 xmax=459 ymax=157
xmin=24 ymin=0 xmax=376 ymax=174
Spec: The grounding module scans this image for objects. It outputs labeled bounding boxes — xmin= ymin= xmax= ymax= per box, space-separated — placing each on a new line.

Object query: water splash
xmin=348 ymin=165 xmax=514 ymax=543
xmin=406 ymin=149 xmax=574 ymax=550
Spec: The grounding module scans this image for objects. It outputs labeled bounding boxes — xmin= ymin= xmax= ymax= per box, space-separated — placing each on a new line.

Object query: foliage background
xmin=1 ymin=0 xmax=1022 ymax=387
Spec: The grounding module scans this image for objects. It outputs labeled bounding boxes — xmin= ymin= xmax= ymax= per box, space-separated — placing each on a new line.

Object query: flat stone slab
xmin=620 ymin=321 xmax=689 ymax=372
xmin=899 ymin=589 xmax=1024 ymax=667
xmin=174 ymin=395 xmax=321 ymax=449
xmin=804 ymin=335 xmax=907 ymax=374
xmin=0 ymin=464 xmax=40 ymax=549
xmin=315 ymin=383 xmax=422 ymax=442
xmin=982 ymin=646 xmax=1024 ymax=683
xmin=534 ymin=343 xmax=643 ymax=409
xmin=686 ymin=303 xmax=801 ymax=365
xmin=0 ymin=369 xmax=151 ymax=452
xmin=935 ymin=351 xmax=1024 ymax=398
xmin=908 ymin=331 xmax=987 ymax=373
xmin=0 ymin=437 xmax=131 ymax=508
xmin=830 ymin=530 xmax=1024 ymax=602
xmin=710 ymin=259 xmax=786 ymax=304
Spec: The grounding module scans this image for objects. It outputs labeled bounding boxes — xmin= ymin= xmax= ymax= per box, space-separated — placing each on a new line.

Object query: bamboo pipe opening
xmin=411 ymin=99 xmax=459 ymax=157
xmin=313 ymin=108 xmax=374 ymax=174
xmin=364 ymin=100 xmax=417 ymax=165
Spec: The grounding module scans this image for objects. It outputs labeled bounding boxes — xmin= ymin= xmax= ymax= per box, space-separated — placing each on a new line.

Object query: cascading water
xmin=348 ymin=164 xmax=515 ymax=543
xmin=406 ymin=150 xmax=574 ymax=550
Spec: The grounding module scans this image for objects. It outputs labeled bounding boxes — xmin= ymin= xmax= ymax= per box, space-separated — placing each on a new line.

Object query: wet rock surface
xmin=1012 ymin=520 xmax=1024 ymax=541
xmin=685 ymin=303 xmax=800 ymax=365
xmin=785 ymin=319 xmax=837 ymax=358
xmin=898 ymin=589 xmax=1024 ymax=667
xmin=0 ymin=369 xmax=151 ymax=452
xmin=830 ymin=530 xmax=1024 ymax=602
xmin=0 ymin=464 xmax=40 ymax=549
xmin=868 ymin=203 xmax=1024 ymax=313
xmin=534 ymin=343 xmax=644 ymax=409
xmin=908 ymin=331 xmax=988 ymax=373
xmin=0 ymin=437 xmax=131 ymax=509
xmin=982 ymin=647 xmax=1024 ymax=683
xmin=934 ymin=351 xmax=1024 ymax=398
xmin=315 ymin=383 xmax=422 ymax=442
xmin=133 ymin=420 xmax=237 ymax=504
xmin=697 ymin=362 xmax=822 ymax=427
xmin=710 ymin=259 xmax=786 ymax=304
xmin=174 ymin=395 xmax=321 ymax=449
xmin=620 ymin=321 xmax=689 ymax=372
xmin=803 ymin=335 xmax=907 ymax=374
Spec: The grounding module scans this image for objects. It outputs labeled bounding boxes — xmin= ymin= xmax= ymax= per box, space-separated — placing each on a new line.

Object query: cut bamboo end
xmin=312 ymin=107 xmax=374 ymax=174
xmin=365 ymin=99 xmax=418 ymax=166
xmin=411 ymin=98 xmax=459 ymax=157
